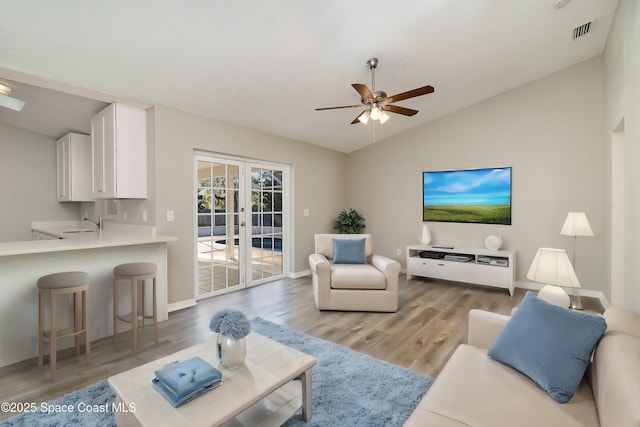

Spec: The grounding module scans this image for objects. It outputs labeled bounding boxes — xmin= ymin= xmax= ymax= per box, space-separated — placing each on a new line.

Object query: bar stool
xmin=38 ymin=271 xmax=90 ymax=383
xmin=113 ymin=262 xmax=158 ymax=352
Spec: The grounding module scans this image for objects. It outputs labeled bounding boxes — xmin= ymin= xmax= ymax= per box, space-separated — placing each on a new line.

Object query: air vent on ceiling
xmin=573 ymin=21 xmax=592 ymax=39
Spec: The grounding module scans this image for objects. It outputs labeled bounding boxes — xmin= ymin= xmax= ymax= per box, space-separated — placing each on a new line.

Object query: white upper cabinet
xmin=91 ymin=103 xmax=147 ymax=199
xmin=56 ymin=133 xmax=93 ymax=202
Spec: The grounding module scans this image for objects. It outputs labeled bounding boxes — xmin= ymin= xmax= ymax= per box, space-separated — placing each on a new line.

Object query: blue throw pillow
xmin=332 ymin=238 xmax=367 ymax=264
xmin=487 ymin=291 xmax=607 ymax=403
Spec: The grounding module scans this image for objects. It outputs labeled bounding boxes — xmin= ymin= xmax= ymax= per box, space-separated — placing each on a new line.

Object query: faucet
xmin=82 ymin=216 xmax=103 ymax=232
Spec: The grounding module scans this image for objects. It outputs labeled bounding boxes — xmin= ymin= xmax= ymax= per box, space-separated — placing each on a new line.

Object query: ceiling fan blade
xmin=351 ymin=83 xmax=374 ymax=102
xmin=382 ymin=104 xmax=419 ymax=117
xmin=385 ymin=85 xmax=434 ymax=103
xmin=315 ymin=105 xmax=363 ymax=111
xmin=351 ymin=110 xmax=368 ymax=124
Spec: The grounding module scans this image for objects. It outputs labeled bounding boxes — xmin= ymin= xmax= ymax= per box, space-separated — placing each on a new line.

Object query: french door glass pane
xmin=197 ymin=160 xmax=242 ymax=296
xmin=250 ymin=167 xmax=283 ymax=283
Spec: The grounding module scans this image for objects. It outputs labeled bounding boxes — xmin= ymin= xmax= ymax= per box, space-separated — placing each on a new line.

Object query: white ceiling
xmin=0 ymin=0 xmax=618 ymax=153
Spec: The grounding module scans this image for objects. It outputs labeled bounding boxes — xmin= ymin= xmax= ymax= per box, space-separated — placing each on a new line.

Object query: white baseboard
xmin=289 ymin=269 xmax=311 ymax=279
xmin=168 ymin=298 xmax=197 ymax=313
xmin=514 ymin=280 xmax=543 ymax=291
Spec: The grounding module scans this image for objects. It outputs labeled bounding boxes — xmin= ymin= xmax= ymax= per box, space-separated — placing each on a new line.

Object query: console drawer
xmin=408 ymin=257 xmax=455 ymax=281
xmin=456 ymin=262 xmax=509 ymax=289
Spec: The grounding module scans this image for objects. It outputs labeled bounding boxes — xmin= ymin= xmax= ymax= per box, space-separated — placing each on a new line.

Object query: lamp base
xmin=537 ymin=285 xmax=570 ymax=308
xmin=571 ymin=295 xmax=584 ymax=310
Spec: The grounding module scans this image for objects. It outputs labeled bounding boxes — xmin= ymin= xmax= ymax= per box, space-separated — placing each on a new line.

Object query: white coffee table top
xmin=108 ymin=332 xmax=316 ymax=427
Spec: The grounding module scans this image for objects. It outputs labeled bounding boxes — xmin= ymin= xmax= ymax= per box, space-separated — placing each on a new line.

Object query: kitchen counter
xmin=0 ymin=221 xmax=176 ymax=257
xmin=0 ymin=221 xmax=177 ymax=368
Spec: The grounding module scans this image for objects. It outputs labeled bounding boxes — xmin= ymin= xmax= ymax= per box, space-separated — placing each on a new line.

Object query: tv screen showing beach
xmin=423 ymin=167 xmax=512 ymax=225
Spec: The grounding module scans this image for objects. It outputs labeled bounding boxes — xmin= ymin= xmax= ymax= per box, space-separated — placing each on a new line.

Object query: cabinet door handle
xmin=437 ymin=263 xmax=445 ymax=267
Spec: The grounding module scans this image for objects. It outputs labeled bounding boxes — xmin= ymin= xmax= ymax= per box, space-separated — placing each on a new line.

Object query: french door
xmin=195 ymin=154 xmax=288 ymax=299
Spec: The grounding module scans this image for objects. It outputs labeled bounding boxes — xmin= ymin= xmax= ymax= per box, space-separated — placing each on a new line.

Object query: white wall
xmin=603 ymin=0 xmax=640 ymax=311
xmin=347 ymin=57 xmax=605 ymax=294
xmin=0 ymin=122 xmax=81 ymax=241
xmin=151 ymin=105 xmax=347 ymax=305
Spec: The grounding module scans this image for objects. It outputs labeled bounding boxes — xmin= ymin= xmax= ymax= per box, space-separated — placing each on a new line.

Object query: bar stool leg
xmin=131 ymin=279 xmax=138 ymax=353
xmin=113 ymin=278 xmax=119 ymax=343
xmin=141 ymin=279 xmax=146 ymax=333
xmin=49 ymin=292 xmax=57 ymax=383
xmin=74 ymin=292 xmax=80 ymax=355
xmin=153 ymin=276 xmax=158 ymax=345
xmin=84 ymin=288 xmax=90 ymax=364
xmin=38 ymin=291 xmax=45 ymax=367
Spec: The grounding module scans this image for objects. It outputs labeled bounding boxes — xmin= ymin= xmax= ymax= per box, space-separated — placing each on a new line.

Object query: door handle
xmin=240 ymin=222 xmax=246 ymax=227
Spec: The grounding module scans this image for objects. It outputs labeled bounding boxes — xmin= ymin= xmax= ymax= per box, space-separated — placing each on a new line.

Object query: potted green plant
xmin=334 ymin=208 xmax=366 ymax=234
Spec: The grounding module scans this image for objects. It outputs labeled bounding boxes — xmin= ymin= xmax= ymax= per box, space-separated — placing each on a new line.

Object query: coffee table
xmin=108 ymin=332 xmax=316 ymax=427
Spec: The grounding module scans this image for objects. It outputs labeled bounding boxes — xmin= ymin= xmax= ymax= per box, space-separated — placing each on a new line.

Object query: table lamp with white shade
xmin=560 ymin=212 xmax=594 ymax=310
xmin=527 ymin=248 xmax=580 ymax=308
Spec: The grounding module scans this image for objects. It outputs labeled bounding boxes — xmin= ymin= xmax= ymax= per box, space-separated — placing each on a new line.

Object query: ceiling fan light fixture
xmin=369 ymin=105 xmax=382 ymax=120
xmin=357 ymin=110 xmax=370 ymax=124
xmin=379 ymin=111 xmax=390 ymax=124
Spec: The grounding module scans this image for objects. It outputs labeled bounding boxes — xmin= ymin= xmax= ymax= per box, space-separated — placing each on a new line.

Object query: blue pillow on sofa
xmin=487 ymin=291 xmax=607 ymax=403
xmin=332 ymin=238 xmax=367 ymax=264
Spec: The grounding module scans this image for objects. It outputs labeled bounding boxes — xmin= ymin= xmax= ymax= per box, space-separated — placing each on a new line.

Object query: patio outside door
xmin=195 ymin=155 xmax=288 ymax=298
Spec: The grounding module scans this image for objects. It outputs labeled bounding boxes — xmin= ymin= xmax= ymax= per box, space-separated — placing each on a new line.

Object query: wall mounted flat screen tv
xmin=423 ymin=167 xmax=512 ymax=225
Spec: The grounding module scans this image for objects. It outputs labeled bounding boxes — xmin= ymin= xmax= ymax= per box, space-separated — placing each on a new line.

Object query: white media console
xmin=406 ymin=245 xmax=516 ymax=295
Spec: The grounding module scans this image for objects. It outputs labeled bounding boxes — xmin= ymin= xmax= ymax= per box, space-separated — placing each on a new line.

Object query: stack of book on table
xmin=152 ymin=356 xmax=223 ymax=407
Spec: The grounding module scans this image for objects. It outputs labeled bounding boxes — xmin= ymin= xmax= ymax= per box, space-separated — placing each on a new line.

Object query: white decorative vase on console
xmin=485 ymin=235 xmax=502 ymax=251
xmin=421 ymin=224 xmax=431 ymax=245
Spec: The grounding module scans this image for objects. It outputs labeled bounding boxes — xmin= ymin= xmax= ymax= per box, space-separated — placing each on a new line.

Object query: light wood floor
xmin=0 ymin=274 xmax=603 ymax=421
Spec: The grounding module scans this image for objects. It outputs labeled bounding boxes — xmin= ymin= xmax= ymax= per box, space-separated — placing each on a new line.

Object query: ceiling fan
xmin=315 ymin=58 xmax=434 ymax=125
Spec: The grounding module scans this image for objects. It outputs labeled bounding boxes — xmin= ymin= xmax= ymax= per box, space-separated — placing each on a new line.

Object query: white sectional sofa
xmin=405 ymin=304 xmax=640 ymax=427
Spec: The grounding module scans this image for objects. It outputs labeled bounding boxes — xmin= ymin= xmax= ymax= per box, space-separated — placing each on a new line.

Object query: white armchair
xmin=309 ymin=234 xmax=400 ymax=312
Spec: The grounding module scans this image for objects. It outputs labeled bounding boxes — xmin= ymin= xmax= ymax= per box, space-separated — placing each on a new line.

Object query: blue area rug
xmin=2 ymin=318 xmax=433 ymax=427
xmin=252 ymin=318 xmax=433 ymax=427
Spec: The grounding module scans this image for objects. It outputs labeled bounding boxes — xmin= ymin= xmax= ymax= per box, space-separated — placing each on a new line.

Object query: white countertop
xmin=0 ymin=221 xmax=176 ymax=257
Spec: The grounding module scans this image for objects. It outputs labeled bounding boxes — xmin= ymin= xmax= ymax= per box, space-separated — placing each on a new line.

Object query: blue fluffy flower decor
xmin=209 ymin=308 xmax=251 ymax=339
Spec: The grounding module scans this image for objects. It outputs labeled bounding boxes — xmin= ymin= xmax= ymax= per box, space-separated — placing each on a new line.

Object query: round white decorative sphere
xmin=485 ymin=235 xmax=502 ymax=250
